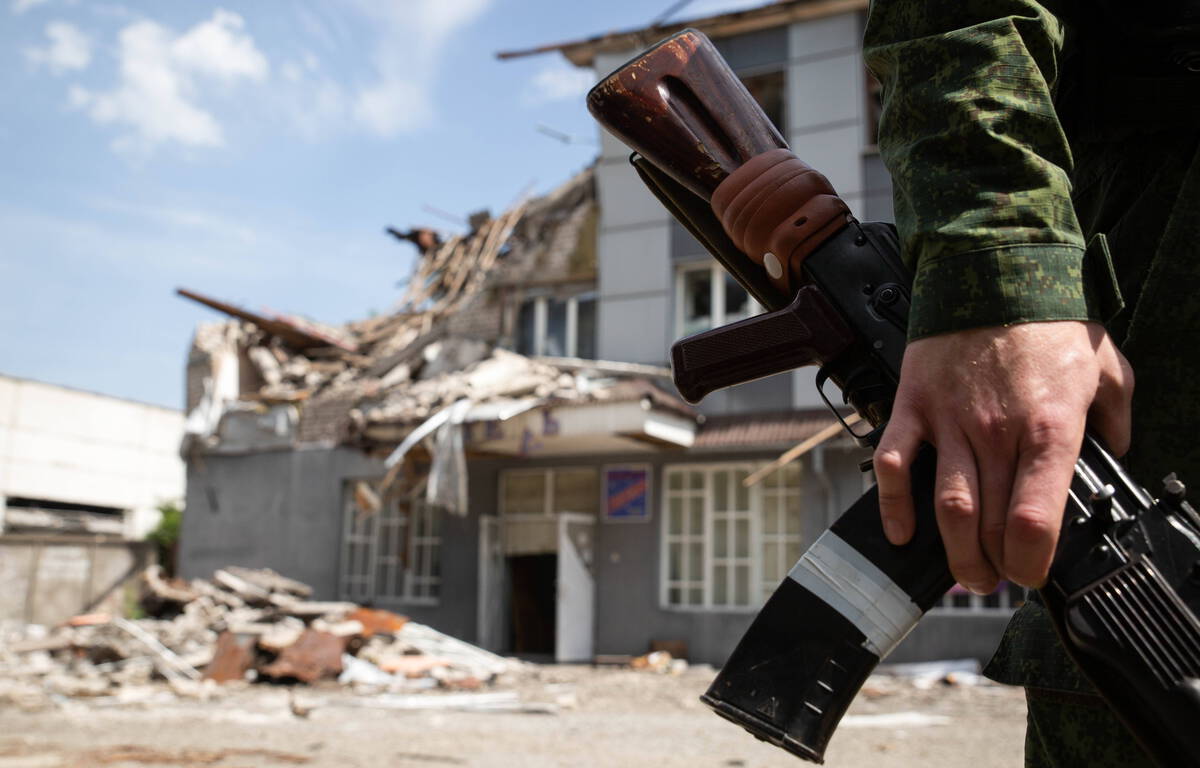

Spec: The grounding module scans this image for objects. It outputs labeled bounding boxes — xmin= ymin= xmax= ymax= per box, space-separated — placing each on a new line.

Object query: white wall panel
xmin=598 ymin=224 xmax=671 ymax=298
xmin=597 ymin=161 xmax=671 ymax=231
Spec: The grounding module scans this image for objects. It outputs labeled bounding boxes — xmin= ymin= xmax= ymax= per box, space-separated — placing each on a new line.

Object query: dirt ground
xmin=0 ymin=665 xmax=1026 ymax=768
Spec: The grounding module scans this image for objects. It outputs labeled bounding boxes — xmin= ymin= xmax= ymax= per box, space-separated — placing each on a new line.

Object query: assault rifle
xmin=587 ymin=29 xmax=1200 ymax=768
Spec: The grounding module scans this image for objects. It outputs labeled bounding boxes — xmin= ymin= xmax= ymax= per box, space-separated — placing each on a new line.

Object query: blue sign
xmin=604 ymin=465 xmax=650 ymax=522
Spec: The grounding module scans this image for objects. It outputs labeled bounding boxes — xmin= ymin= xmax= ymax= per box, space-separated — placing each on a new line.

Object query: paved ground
xmin=0 ymin=665 xmax=1026 ymax=768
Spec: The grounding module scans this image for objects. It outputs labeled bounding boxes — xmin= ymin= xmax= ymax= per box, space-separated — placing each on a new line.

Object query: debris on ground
xmin=0 ymin=565 xmax=519 ymax=709
xmin=873 ymin=659 xmax=986 ymax=690
xmin=630 ymin=651 xmax=688 ymax=675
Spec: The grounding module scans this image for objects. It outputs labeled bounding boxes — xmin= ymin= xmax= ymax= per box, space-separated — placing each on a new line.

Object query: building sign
xmin=603 ymin=464 xmax=651 ymax=523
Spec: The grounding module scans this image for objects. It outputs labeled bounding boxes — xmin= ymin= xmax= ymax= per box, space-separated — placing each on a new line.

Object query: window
xmin=500 ymin=468 xmax=598 ymax=516
xmin=676 ymin=262 xmax=755 ymax=337
xmin=339 ymin=481 xmax=442 ymax=604
xmin=759 ymin=462 xmax=804 ymax=602
xmin=740 ymin=70 xmax=785 ymax=134
xmin=514 ymin=293 xmax=597 ymax=358
xmin=663 ymin=463 xmax=805 ymax=610
xmin=934 ymin=582 xmax=1026 ymax=613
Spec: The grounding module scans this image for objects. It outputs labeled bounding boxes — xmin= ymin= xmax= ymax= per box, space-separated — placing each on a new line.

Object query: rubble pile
xmin=0 ymin=566 xmax=516 ymax=707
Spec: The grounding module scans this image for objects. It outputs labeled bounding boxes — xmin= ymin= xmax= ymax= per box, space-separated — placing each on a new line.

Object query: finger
xmin=874 ymin=406 xmax=926 ymax=546
xmin=1004 ymin=415 xmax=1084 ymax=587
xmin=932 ymin=426 xmax=997 ymax=594
xmin=1089 ymin=346 xmax=1135 ymax=457
xmin=975 ymin=444 xmax=1014 ymax=578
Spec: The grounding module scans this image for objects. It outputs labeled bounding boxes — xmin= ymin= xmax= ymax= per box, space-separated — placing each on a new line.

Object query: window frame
xmin=660 ymin=462 xmax=766 ymax=614
xmin=515 ymin=292 xmax=597 ymax=359
xmin=338 ymin=480 xmax=442 ymax=606
xmin=673 ymin=261 xmax=759 ymax=339
xmin=498 ymin=466 xmax=600 ymax=518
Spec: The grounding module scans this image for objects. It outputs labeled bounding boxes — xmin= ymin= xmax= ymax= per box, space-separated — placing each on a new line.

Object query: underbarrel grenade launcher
xmin=586 ymin=28 xmax=1200 ymax=768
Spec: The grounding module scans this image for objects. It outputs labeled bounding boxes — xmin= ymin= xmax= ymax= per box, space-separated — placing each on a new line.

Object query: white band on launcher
xmin=788 ymin=530 xmax=923 ymax=657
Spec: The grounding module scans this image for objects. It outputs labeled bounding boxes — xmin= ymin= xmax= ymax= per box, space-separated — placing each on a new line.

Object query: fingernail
xmin=883 ymin=518 xmax=903 ymax=543
xmin=965 ymin=583 xmax=990 ymax=596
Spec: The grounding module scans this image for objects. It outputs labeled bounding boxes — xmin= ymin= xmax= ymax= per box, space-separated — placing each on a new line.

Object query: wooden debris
xmin=212 ymin=569 xmax=271 ymax=603
xmin=258 ymin=618 xmax=306 ymax=653
xmin=223 ymin=566 xmax=312 ymax=598
xmin=144 ymin=565 xmax=199 ymax=604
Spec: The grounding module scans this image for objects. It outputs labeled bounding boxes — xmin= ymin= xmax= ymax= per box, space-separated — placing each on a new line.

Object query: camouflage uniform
xmin=863 ymin=1 xmax=1200 ymax=764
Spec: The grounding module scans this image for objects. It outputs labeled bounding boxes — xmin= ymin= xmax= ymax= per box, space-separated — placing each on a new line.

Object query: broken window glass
xmin=681 ymin=268 xmax=713 ymax=336
xmin=575 ymin=294 xmax=597 ymax=359
xmin=545 ymin=298 xmax=568 ymax=357
xmin=516 ymin=299 xmax=537 ymax=355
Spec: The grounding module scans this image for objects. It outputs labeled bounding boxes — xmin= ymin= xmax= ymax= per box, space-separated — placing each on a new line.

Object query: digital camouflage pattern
xmin=864 ymin=0 xmax=1200 ymax=764
xmin=863 ymin=0 xmax=1090 ymax=341
xmin=1023 ymin=690 xmax=1157 ymax=768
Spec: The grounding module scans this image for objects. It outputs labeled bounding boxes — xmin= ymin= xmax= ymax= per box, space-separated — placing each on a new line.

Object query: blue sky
xmin=0 ymin=0 xmax=765 ymax=409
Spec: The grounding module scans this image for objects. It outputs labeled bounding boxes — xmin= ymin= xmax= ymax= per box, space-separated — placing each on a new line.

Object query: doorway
xmin=507 ymin=553 xmax=556 ymax=656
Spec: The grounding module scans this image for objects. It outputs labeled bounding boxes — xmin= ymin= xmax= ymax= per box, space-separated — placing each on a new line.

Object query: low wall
xmin=0 ymin=534 xmax=152 ymax=625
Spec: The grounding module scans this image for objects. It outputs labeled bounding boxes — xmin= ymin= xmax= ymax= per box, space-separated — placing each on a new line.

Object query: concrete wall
xmin=179 ymin=445 xmax=479 ymax=641
xmin=0 ymin=534 xmax=152 ymax=624
xmin=472 ymin=443 xmax=877 ymax=665
xmin=0 ymin=374 xmax=185 ymax=538
xmin=473 ymin=443 xmax=1010 ymax=666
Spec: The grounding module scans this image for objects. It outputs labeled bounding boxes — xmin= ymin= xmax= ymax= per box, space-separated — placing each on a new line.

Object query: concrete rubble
xmin=0 ymin=565 xmax=520 ymax=709
xmin=176 ymin=167 xmax=685 ymax=511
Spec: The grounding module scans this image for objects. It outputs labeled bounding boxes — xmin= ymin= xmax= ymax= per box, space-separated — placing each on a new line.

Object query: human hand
xmin=873 ymin=321 xmax=1134 ymax=592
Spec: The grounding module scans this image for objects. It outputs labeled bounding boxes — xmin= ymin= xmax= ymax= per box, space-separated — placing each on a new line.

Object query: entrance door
xmin=555 ymin=513 xmax=596 ymax=662
xmin=476 ymin=516 xmax=504 ymax=652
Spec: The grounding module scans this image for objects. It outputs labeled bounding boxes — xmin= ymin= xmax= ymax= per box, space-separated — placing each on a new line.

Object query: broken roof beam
xmin=176 ymin=288 xmax=358 ymax=353
xmin=495 ymin=0 xmax=867 ymax=66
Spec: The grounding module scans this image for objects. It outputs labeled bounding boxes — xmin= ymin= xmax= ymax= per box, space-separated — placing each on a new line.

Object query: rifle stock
xmin=589 ymin=28 xmax=1200 ymax=767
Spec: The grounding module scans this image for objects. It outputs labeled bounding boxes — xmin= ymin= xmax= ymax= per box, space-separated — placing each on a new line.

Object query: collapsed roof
xmin=178 ymin=167 xmax=696 ymax=511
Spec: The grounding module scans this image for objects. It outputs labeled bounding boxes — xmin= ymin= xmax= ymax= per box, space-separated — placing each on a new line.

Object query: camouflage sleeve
xmin=863 ymin=0 xmax=1092 ymax=340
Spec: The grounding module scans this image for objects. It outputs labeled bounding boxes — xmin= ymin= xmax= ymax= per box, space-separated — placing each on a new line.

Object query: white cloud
xmin=11 ymin=0 xmax=50 ymax=14
xmin=25 ymin=21 xmax=91 ymax=74
xmin=172 ymin=9 xmax=268 ymax=81
xmin=346 ymin=0 xmax=492 ymax=138
xmin=522 ymin=62 xmax=593 ymax=106
xmin=68 ymin=9 xmax=268 ymax=154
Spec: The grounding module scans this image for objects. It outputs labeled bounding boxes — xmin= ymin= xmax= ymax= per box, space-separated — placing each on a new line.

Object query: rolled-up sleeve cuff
xmin=907 ymin=243 xmax=1097 ymax=340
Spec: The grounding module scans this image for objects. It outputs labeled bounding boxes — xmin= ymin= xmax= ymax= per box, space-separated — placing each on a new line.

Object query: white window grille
xmin=933 ymin=581 xmax=1026 ymax=613
xmin=339 ymin=481 xmax=441 ymax=604
xmin=759 ymin=462 xmax=804 ymax=602
xmin=675 ymin=262 xmax=756 ymax=338
xmin=663 ymin=463 xmax=800 ymax=611
xmin=664 ymin=468 xmax=707 ymax=607
xmin=515 ymin=293 xmax=597 ymax=359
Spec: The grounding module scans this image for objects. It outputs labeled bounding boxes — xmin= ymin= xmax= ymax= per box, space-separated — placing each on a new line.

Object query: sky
xmin=0 ymin=0 xmax=768 ymax=409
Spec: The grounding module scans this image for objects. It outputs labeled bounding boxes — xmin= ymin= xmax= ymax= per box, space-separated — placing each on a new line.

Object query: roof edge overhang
xmin=496 ymin=0 xmax=868 ymax=67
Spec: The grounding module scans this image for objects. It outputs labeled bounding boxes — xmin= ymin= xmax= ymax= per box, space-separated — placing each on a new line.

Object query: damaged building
xmin=180 ymin=0 xmax=1021 ymax=666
